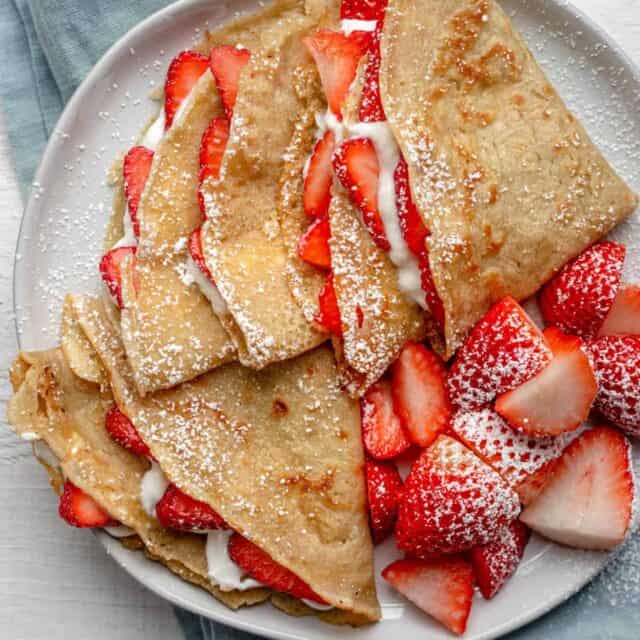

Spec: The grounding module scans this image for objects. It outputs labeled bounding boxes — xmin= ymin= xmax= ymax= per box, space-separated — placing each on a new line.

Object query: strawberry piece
xmin=495 ymin=327 xmax=597 ymax=436
xmin=99 ymin=246 xmax=137 ymax=309
xmin=447 ymin=296 xmax=552 ymax=410
xmin=303 ymin=30 xmax=368 ymax=118
xmin=315 ymin=271 xmax=342 ymax=336
xmin=123 ymin=145 xmax=154 ymax=237
xmin=589 ymin=335 xmax=640 ymax=436
xmin=390 ymin=343 xmax=450 ymax=447
xmin=361 ymin=379 xmax=412 ymax=459
xmin=156 ymin=484 xmax=227 ymax=532
xmin=188 ymin=225 xmax=215 ymax=283
xmin=105 ymin=404 xmax=152 ymax=458
xmin=333 ymin=138 xmax=389 ymax=251
xmin=340 ymin=0 xmax=387 ymax=20
xmin=198 ymin=116 xmax=229 ymax=216
xmin=469 ymin=521 xmax=530 ymax=600
xmin=365 ymin=456 xmax=402 ymax=543
xmin=227 ymin=533 xmax=327 ymax=603
xmin=59 ymin=481 xmax=116 ymax=528
xmin=396 ymin=436 xmax=520 ymax=556
xmin=164 ymin=51 xmax=209 ymax=129
xmin=394 ymin=156 xmax=428 ymax=257
xmin=297 ymin=215 xmax=331 ymax=270
xmin=359 ymin=25 xmax=385 ymax=122
xmin=539 ymin=241 xmax=625 ymax=339
xmin=209 ymin=45 xmax=251 ymax=120
xmin=303 ymin=131 xmax=335 ymax=219
xmin=520 ymin=426 xmax=634 ymax=549
xmin=382 ymin=556 xmax=474 ymax=635
xmin=598 ymin=283 xmax=640 ymax=337
xmin=420 ymin=255 xmax=445 ymax=331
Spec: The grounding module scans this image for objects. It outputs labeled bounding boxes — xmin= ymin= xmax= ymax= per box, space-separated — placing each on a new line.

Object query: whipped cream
xmin=182 ymin=253 xmax=229 ymax=315
xmin=302 ymin=599 xmax=334 ymax=611
xmin=104 ymin=524 xmax=136 ymax=538
xmin=206 ymin=530 xmax=264 ymax=591
xmin=20 ymin=431 xmax=40 ymax=442
xmin=140 ymin=461 xmax=169 ymax=519
xmin=339 ymin=19 xmax=377 ymax=35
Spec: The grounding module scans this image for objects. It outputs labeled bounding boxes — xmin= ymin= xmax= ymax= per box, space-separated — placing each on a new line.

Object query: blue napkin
xmin=1 ymin=0 xmax=639 ymax=638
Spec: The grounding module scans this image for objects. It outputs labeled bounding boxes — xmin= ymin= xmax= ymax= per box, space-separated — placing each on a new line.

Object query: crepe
xmin=380 ymin=0 xmax=638 ymax=357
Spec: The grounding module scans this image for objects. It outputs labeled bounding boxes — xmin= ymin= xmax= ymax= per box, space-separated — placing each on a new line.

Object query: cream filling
xmin=104 ymin=524 xmax=136 ymax=538
xmin=181 ymin=253 xmax=230 ymax=315
xmin=339 ymin=19 xmax=377 ymax=35
xmin=205 ymin=530 xmax=264 ymax=592
xmin=140 ymin=461 xmax=169 ymax=520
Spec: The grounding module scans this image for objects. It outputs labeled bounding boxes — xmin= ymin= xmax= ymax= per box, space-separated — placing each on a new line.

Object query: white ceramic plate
xmin=13 ymin=1 xmax=640 ymax=638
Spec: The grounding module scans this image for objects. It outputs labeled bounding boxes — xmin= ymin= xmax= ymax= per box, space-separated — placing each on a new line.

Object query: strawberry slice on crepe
xmin=99 ymin=246 xmax=137 ymax=309
xmin=198 ymin=116 xmax=229 ymax=216
xmin=105 ymin=404 xmax=152 ymax=459
xmin=303 ymin=131 xmax=335 ymax=220
xmin=297 ymin=215 xmax=331 ymax=269
xmin=59 ymin=481 xmax=117 ymax=528
xmin=164 ymin=51 xmax=210 ymax=129
xmin=315 ymin=272 xmax=342 ymax=336
xmin=359 ymin=24 xmax=385 ymax=123
xmin=365 ymin=456 xmax=402 ymax=543
xmin=340 ymin=0 xmax=387 ymax=21
xmin=209 ymin=45 xmax=251 ymax=120
xmin=156 ymin=484 xmax=227 ymax=532
xmin=188 ymin=226 xmax=214 ymax=282
xmin=598 ymin=283 xmax=640 ymax=337
xmin=123 ymin=145 xmax=154 ymax=237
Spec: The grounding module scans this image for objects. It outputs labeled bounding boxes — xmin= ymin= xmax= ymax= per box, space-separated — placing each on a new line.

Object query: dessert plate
xmin=13 ymin=0 xmax=640 ymax=638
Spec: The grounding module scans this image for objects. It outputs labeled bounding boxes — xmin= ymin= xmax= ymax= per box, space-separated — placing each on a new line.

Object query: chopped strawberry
xmin=333 ymin=137 xmax=389 ymax=251
xmin=520 ymin=426 xmax=634 ymax=549
xmin=539 ymin=241 xmax=625 ymax=339
xmin=99 ymin=246 xmax=137 ymax=309
xmin=208 ymin=45 xmax=251 ymax=120
xmin=495 ymin=327 xmax=597 ymax=436
xmin=303 ymin=30 xmax=368 ymax=118
xmin=105 ymin=404 xmax=152 ymax=458
xmin=469 ymin=521 xmax=530 ymax=600
xmin=382 ymin=556 xmax=474 ymax=635
xmin=297 ymin=215 xmax=331 ymax=269
xmin=123 ymin=145 xmax=154 ymax=237
xmin=314 ymin=271 xmax=342 ymax=336
xmin=420 ymin=255 xmax=445 ymax=331
xmin=227 ymin=533 xmax=327 ymax=603
xmin=340 ymin=0 xmax=387 ymax=21
xmin=447 ymin=296 xmax=552 ymax=410
xmin=164 ymin=51 xmax=209 ymax=129
xmin=365 ymin=456 xmax=402 ymax=543
xmin=598 ymin=283 xmax=640 ymax=337
xmin=59 ymin=481 xmax=116 ymax=528
xmin=359 ymin=25 xmax=385 ymax=122
xmin=156 ymin=484 xmax=227 ymax=532
xmin=396 ymin=435 xmax=520 ymax=556
xmin=303 ymin=131 xmax=335 ymax=219
xmin=394 ymin=157 xmax=428 ymax=257
xmin=361 ymin=379 xmax=412 ymax=459
xmin=188 ymin=226 xmax=214 ymax=282
xmin=589 ymin=335 xmax=640 ymax=436
xmin=390 ymin=343 xmax=450 ymax=447
xmin=198 ymin=116 xmax=229 ymax=216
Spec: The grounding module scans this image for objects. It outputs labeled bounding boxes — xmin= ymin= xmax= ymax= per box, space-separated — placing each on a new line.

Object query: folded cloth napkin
xmin=1 ymin=0 xmax=639 ymax=638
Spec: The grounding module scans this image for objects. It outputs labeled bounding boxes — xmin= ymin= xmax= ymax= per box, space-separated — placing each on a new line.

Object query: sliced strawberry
xmin=495 ymin=327 xmax=597 ymax=436
xmin=365 ymin=456 xmax=402 ymax=543
xmin=105 ymin=404 xmax=152 ymax=458
xmin=100 ymin=246 xmax=137 ymax=309
xmin=59 ymin=481 xmax=116 ymax=528
xmin=447 ymin=296 xmax=552 ymax=410
xmin=390 ymin=343 xmax=450 ymax=447
xmin=198 ymin=116 xmax=229 ymax=217
xmin=314 ymin=271 xmax=342 ymax=336
xmin=382 ymin=556 xmax=474 ymax=635
xmin=123 ymin=145 xmax=154 ymax=237
xmin=394 ymin=156 xmax=428 ymax=257
xmin=156 ymin=484 xmax=227 ymax=532
xmin=520 ymin=426 xmax=634 ymax=549
xmin=361 ymin=379 xmax=412 ymax=459
xmin=598 ymin=283 xmax=640 ymax=337
xmin=396 ymin=435 xmax=520 ymax=556
xmin=589 ymin=335 xmax=640 ymax=436
xmin=420 ymin=255 xmax=445 ymax=331
xmin=209 ymin=45 xmax=251 ymax=120
xmin=340 ymin=0 xmax=387 ymax=20
xmin=297 ymin=215 xmax=331 ymax=269
xmin=539 ymin=241 xmax=625 ymax=339
xmin=188 ymin=226 xmax=214 ymax=282
xmin=227 ymin=533 xmax=327 ymax=603
xmin=359 ymin=25 xmax=385 ymax=122
xmin=303 ymin=131 xmax=335 ymax=219
xmin=303 ymin=30 xmax=368 ymax=118
xmin=164 ymin=51 xmax=209 ymax=129
xmin=469 ymin=521 xmax=530 ymax=600
xmin=333 ymin=137 xmax=389 ymax=251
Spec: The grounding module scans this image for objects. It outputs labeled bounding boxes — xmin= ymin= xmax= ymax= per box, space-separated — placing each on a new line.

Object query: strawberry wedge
xmin=365 ymin=456 xmax=402 ymax=543
xmin=156 ymin=484 xmax=227 ymax=532
xmin=297 ymin=215 xmax=331 ymax=269
xmin=164 ymin=51 xmax=209 ymax=129
xmin=59 ymin=481 xmax=116 ymax=528
xmin=598 ymin=283 xmax=640 ymax=337
xmin=209 ymin=45 xmax=251 ymax=120
xmin=303 ymin=130 xmax=335 ymax=219
xmin=100 ymin=246 xmax=137 ymax=309
xmin=123 ymin=145 xmax=154 ymax=237
xmin=315 ymin=272 xmax=342 ymax=336
xmin=105 ymin=404 xmax=152 ymax=458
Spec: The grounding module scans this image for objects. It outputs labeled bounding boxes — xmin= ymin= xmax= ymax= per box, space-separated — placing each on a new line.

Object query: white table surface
xmin=2 ymin=2 xmax=640 ymax=639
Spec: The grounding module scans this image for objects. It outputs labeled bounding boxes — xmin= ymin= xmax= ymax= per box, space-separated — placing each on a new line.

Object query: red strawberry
xmin=297 ymin=215 xmax=331 ymax=269
xmin=589 ymin=335 xmax=640 ymax=436
xmin=188 ymin=226 xmax=214 ymax=282
xmin=358 ymin=25 xmax=385 ymax=122
xmin=198 ymin=116 xmax=229 ymax=216
xmin=314 ymin=271 xmax=342 ymax=336
xmin=469 ymin=521 xmax=530 ymax=600
xmin=227 ymin=533 xmax=327 ymax=603
xmin=333 ymin=137 xmax=389 ymax=251
xmin=340 ymin=0 xmax=387 ymax=20
xmin=520 ymin=426 xmax=634 ymax=549
xmin=539 ymin=241 xmax=625 ymax=339
xmin=105 ymin=404 xmax=152 ymax=458
xmin=365 ymin=456 xmax=402 ymax=543
xmin=361 ymin=379 xmax=412 ymax=459
xmin=123 ymin=145 xmax=154 ymax=237
xmin=394 ymin=156 xmax=428 ymax=257
xmin=447 ymin=296 xmax=552 ymax=410
xmin=495 ymin=327 xmax=597 ymax=436
xmin=303 ymin=131 xmax=335 ymax=219
xmin=420 ymin=255 xmax=445 ymax=331
xmin=396 ymin=436 xmax=520 ymax=556
xmin=382 ymin=556 xmax=474 ymax=635
xmin=164 ymin=51 xmax=209 ymax=129
xmin=156 ymin=484 xmax=227 ymax=532
xmin=208 ymin=45 xmax=251 ymax=120
xmin=100 ymin=246 xmax=137 ymax=309
xmin=303 ymin=30 xmax=368 ymax=118
xmin=59 ymin=481 xmax=116 ymax=528
xmin=390 ymin=343 xmax=450 ymax=447
xmin=598 ymin=283 xmax=640 ymax=337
